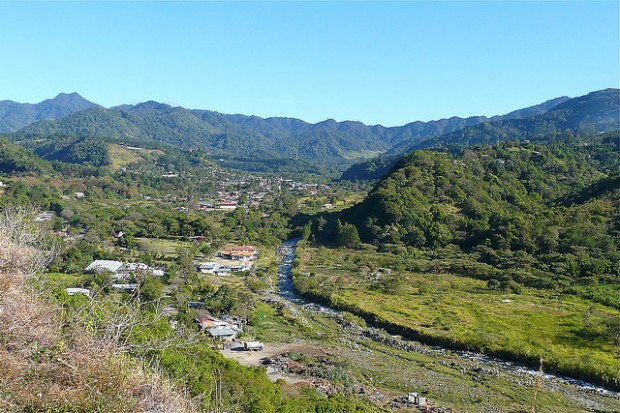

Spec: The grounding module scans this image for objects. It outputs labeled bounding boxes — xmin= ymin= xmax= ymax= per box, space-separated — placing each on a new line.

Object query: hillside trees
xmin=338 ymin=132 xmax=620 ymax=304
xmin=0 ymin=137 xmax=54 ymax=175
xmin=335 ymin=221 xmax=361 ymax=248
xmin=33 ymin=136 xmax=110 ymax=166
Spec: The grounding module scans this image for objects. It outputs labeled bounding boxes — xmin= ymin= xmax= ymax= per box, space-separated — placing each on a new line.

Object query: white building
xmin=197 ymin=261 xmax=220 ymax=274
xmin=84 ymin=260 xmax=124 ymax=274
xmin=66 ymin=287 xmax=91 ymax=297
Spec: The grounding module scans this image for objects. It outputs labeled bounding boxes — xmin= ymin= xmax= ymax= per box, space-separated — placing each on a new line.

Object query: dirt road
xmin=220 ymin=342 xmax=324 ymax=383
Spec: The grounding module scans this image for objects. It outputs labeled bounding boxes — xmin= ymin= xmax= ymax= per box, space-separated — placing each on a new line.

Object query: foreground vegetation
xmin=0 ymin=208 xmax=383 ymax=412
xmin=0 ymin=209 xmax=195 ymax=412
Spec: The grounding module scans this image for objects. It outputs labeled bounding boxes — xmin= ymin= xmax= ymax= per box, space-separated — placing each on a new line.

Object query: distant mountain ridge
xmin=16 ymin=101 xmax=497 ymax=167
xmin=7 ymin=90 xmax=618 ymax=170
xmin=0 ymin=93 xmax=98 ymax=132
xmin=341 ymin=89 xmax=619 ymax=180
xmin=401 ymin=88 xmax=620 ymax=153
xmin=383 ymin=96 xmax=572 ymax=156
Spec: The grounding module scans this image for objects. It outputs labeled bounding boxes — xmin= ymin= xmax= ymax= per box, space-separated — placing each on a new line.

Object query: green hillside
xmin=0 ymin=137 xmax=53 ymax=175
xmin=341 ymin=132 xmax=620 ymax=305
xmin=33 ymin=136 xmax=110 ymax=167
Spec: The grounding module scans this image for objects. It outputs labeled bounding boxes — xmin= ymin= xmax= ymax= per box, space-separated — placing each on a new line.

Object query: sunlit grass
xmin=107 ymin=144 xmax=142 ymax=171
xmin=296 ymin=244 xmax=620 ymax=388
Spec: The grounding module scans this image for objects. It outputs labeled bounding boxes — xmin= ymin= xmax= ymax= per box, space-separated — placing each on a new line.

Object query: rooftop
xmin=84 ymin=260 xmax=124 ymax=273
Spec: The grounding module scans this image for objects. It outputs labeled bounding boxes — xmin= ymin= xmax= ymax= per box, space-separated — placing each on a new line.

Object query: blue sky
xmin=1 ymin=1 xmax=618 ymax=126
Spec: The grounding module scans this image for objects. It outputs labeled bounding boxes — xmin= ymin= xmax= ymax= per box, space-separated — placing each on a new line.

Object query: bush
xmin=487 ymin=279 xmax=501 ymax=290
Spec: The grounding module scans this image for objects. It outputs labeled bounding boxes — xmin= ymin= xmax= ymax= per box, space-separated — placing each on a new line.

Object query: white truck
xmin=243 ymin=341 xmax=264 ymax=351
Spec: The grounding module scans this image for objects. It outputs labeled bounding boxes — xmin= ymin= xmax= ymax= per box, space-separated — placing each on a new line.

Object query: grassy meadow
xmin=293 ymin=242 xmax=620 ymax=389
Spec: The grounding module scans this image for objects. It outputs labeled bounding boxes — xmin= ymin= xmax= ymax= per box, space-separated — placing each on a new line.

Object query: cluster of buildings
xmin=196 ymin=314 xmax=243 ymax=341
xmin=196 ymin=199 xmax=239 ymax=211
xmin=116 ymin=161 xmax=334 ymax=215
xmin=190 ymin=171 xmax=332 ymax=213
xmin=197 ymin=245 xmax=258 ymax=276
xmin=78 ymin=259 xmax=166 ymax=292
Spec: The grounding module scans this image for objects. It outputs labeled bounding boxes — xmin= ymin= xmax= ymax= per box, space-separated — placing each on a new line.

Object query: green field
xmin=293 ymin=243 xmax=620 ymax=389
xmin=135 ymin=237 xmax=193 ymax=257
xmin=107 ymin=144 xmax=143 ymax=171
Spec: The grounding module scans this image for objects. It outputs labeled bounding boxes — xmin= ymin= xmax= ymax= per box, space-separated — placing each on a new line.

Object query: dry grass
xmin=0 ymin=207 xmax=197 ymax=413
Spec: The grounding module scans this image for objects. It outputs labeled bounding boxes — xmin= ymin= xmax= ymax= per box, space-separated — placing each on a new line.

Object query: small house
xmin=197 ymin=201 xmax=213 ymax=211
xmin=111 ymin=283 xmax=139 ymax=292
xmin=217 ymin=200 xmax=238 ymax=210
xmin=198 ymin=262 xmax=220 ymax=273
xmin=197 ymin=314 xmax=229 ymax=329
xmin=33 ymin=212 xmax=55 ymax=222
xmin=197 ymin=314 xmax=242 ymax=341
xmin=214 ymin=266 xmax=232 ymax=276
xmin=206 ymin=326 xmax=240 ymax=341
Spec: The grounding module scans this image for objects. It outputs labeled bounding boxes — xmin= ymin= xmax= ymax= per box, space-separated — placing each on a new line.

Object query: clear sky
xmin=1 ymin=1 xmax=618 ymax=126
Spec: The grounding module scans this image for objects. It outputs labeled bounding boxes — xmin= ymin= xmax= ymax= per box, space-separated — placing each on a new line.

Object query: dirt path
xmin=220 ymin=342 xmax=324 ymax=383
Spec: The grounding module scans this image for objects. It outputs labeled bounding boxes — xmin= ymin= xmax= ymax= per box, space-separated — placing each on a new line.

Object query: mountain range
xmin=3 ymin=89 xmax=619 ymax=171
xmin=396 ymin=88 xmax=620 ymax=154
xmin=0 ymin=93 xmax=98 ymax=132
xmin=342 ymin=89 xmax=619 ymax=180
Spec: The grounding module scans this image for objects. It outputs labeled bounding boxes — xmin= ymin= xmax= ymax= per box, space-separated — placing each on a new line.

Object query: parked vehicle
xmin=243 ymin=341 xmax=264 ymax=351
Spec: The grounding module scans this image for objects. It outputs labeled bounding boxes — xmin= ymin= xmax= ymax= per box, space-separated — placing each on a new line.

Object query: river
xmin=275 ymin=238 xmax=620 ymax=399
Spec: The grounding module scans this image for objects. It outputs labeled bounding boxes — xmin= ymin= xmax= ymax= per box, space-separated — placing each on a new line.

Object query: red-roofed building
xmin=218 ymin=245 xmax=258 ymax=261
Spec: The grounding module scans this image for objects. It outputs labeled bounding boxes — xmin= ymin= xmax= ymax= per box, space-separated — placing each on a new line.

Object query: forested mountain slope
xmin=342 ymin=131 xmax=620 ymax=305
xmin=32 ymin=136 xmax=111 ymax=167
xmin=0 ymin=137 xmax=54 ymax=175
xmin=12 ymin=103 xmax=483 ymax=167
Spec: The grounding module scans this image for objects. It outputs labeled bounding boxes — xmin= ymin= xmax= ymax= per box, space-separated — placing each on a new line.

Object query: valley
xmin=0 ymin=89 xmax=619 ymax=412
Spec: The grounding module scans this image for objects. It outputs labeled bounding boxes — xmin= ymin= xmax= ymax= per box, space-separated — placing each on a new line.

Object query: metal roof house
xmin=198 ymin=261 xmax=220 ymax=273
xmin=197 ymin=314 xmax=242 ymax=341
xmin=84 ymin=260 xmax=165 ymax=278
xmin=84 ymin=260 xmax=124 ymax=273
xmin=111 ymin=283 xmax=139 ymax=292
xmin=206 ymin=326 xmax=241 ymax=341
xmin=213 ymin=266 xmax=232 ymax=276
